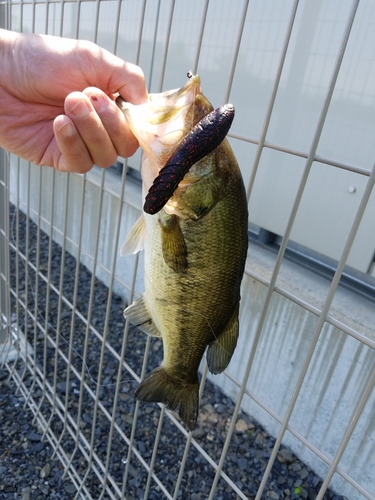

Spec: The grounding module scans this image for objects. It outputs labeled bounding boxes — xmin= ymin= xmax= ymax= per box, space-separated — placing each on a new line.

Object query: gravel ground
xmin=0 ymin=205 xmax=347 ymax=500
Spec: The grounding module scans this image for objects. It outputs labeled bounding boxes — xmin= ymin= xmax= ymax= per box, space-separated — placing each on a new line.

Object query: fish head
xmin=117 ymin=74 xmax=214 ymax=193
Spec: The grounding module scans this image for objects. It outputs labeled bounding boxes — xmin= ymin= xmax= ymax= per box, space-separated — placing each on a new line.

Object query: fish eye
xmin=187 ymin=71 xmax=193 ymax=79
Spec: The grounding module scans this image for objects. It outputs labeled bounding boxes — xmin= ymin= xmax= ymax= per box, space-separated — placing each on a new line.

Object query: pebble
xmin=27 ymin=431 xmax=41 ymax=442
xmin=277 ymin=447 xmax=295 ymax=464
xmin=64 ymin=484 xmax=76 ymax=494
xmin=208 ymin=412 xmax=219 ymax=423
xmin=255 ymin=432 xmax=266 ymax=445
xmin=40 ymin=463 xmax=51 ymax=479
xmin=300 ymin=467 xmax=309 ymax=479
xmin=290 ymin=462 xmax=302 ymax=472
xmin=214 ymin=403 xmax=227 ymax=413
xmin=267 ymin=491 xmax=279 ymax=499
xmin=235 ymin=418 xmax=249 ymax=432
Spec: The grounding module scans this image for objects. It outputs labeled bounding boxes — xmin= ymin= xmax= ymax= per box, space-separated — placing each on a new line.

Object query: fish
xmin=117 ymin=74 xmax=248 ymax=431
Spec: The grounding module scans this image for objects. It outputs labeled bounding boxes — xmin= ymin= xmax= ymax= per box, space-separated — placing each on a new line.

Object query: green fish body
xmin=118 ymin=75 xmax=248 ymax=430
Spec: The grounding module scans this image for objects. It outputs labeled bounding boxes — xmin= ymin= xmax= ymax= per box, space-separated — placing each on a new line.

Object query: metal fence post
xmin=0 ymin=148 xmax=10 ymax=346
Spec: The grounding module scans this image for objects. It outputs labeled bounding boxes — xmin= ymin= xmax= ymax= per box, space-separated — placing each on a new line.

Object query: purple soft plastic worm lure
xmin=143 ymin=103 xmax=235 ymax=215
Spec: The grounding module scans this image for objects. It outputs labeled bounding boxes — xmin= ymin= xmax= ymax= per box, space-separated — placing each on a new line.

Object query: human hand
xmin=0 ymin=29 xmax=148 ymax=173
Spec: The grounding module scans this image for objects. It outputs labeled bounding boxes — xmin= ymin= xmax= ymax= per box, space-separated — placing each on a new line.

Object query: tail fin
xmin=135 ymin=367 xmax=199 ymax=431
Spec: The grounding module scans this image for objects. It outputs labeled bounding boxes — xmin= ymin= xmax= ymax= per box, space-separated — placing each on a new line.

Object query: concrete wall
xmin=8 ymin=160 xmax=375 ymax=499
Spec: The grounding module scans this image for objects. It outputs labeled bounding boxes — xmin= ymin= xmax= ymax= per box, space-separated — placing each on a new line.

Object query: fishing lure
xmin=143 ymin=103 xmax=235 ymax=215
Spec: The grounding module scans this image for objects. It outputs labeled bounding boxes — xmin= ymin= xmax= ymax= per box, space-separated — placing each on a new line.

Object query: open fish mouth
xmin=148 ymin=72 xmax=202 ymax=107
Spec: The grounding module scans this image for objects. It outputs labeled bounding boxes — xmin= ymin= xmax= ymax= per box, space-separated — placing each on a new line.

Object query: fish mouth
xmin=146 ymin=74 xmax=202 ymax=126
xmin=116 ymin=73 xmax=216 ymax=201
xmin=149 ymin=73 xmax=202 ymax=103
xmin=116 ymin=73 xmax=205 ymax=146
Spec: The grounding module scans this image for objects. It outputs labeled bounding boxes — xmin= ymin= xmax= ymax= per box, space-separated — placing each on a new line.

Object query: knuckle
xmin=94 ymin=151 xmax=117 ymax=169
xmin=129 ymin=64 xmax=145 ymax=83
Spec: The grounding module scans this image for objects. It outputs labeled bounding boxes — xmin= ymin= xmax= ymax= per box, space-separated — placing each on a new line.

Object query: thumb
xmin=99 ymin=49 xmax=148 ymax=105
xmin=116 ymin=62 xmax=148 ymax=105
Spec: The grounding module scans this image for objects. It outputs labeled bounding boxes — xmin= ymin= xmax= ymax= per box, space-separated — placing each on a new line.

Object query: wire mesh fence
xmin=1 ymin=1 xmax=375 ymax=499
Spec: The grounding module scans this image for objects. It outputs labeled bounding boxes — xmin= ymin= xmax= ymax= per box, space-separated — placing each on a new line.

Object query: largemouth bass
xmin=118 ymin=74 xmax=248 ymax=431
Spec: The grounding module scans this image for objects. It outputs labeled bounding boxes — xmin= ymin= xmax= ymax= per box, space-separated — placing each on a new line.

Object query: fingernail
xmin=69 ymin=99 xmax=91 ymax=118
xmin=90 ymin=94 xmax=106 ymax=112
xmin=58 ymin=121 xmax=74 ymax=138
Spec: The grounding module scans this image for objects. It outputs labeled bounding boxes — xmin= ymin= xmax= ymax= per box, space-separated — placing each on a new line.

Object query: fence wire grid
xmin=1 ymin=0 xmax=375 ymax=500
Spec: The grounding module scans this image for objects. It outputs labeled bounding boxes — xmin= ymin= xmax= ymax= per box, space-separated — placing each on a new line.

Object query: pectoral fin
xmin=124 ymin=294 xmax=161 ymax=337
xmin=206 ymin=302 xmax=240 ymax=374
xmin=159 ymin=213 xmax=188 ymax=273
xmin=168 ymin=171 xmax=223 ymax=221
xmin=120 ymin=214 xmax=145 ymax=256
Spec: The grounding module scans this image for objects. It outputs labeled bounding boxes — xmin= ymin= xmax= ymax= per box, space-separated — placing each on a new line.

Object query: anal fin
xmin=124 ymin=294 xmax=161 ymax=337
xmin=206 ymin=302 xmax=240 ymax=374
